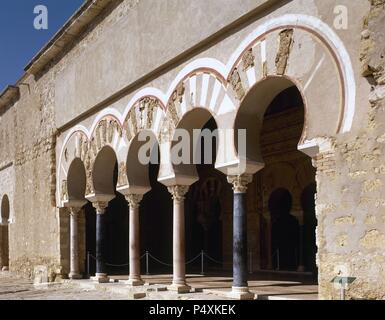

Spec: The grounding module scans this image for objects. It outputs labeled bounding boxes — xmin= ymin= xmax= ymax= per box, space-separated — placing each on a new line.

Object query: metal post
xmin=201 ymin=250 xmax=204 ymax=275
xmin=146 ymin=251 xmax=149 ymax=275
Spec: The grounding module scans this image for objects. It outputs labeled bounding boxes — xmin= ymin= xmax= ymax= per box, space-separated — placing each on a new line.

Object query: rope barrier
xmin=185 ymin=253 xmax=203 ymax=265
xmin=87 ymin=254 xmax=129 ymax=267
xmin=203 ymin=253 xmax=223 ymax=265
xmin=105 ymin=262 xmax=129 ymax=267
xmin=87 ymin=251 xmax=225 ymax=271
xmin=147 ymin=253 xmax=173 ymax=267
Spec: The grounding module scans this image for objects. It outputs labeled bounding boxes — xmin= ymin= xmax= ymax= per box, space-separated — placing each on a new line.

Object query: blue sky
xmin=0 ymin=0 xmax=84 ymax=92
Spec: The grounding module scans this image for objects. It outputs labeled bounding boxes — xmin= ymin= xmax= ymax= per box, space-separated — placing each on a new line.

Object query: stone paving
xmin=0 ymin=271 xmax=318 ymax=300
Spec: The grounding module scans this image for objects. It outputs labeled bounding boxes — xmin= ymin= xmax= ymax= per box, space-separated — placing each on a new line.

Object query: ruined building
xmin=0 ymin=0 xmax=384 ymax=299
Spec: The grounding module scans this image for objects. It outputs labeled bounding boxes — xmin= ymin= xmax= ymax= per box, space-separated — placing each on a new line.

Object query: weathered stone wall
xmin=316 ymin=0 xmax=385 ymax=300
xmin=7 ymin=69 xmax=61 ymax=280
xmin=0 ymin=99 xmax=16 ymax=223
xmin=0 ymin=85 xmax=17 ymax=271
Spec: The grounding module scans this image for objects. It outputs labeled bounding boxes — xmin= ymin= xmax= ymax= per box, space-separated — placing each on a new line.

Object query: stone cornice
xmin=0 ymin=162 xmax=13 ymax=172
xmin=0 ymin=86 xmax=19 ymax=111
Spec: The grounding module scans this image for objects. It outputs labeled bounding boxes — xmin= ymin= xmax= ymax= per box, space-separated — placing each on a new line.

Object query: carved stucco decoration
xmin=229 ymin=67 xmax=245 ymax=100
xmin=275 ymin=29 xmax=294 ymax=75
xmin=125 ymin=96 xmax=161 ymax=143
xmin=84 ymin=153 xmax=94 ymax=195
xmin=126 ymin=108 xmax=139 ymax=141
xmin=242 ymin=48 xmax=255 ymax=71
xmin=79 ymin=134 xmax=88 ymax=161
xmin=125 ymin=194 xmax=144 ymax=209
xmin=167 ymin=185 xmax=189 ymax=202
xmin=176 ymin=83 xmax=185 ymax=103
xmin=139 ymin=97 xmax=156 ymax=130
xmin=117 ymin=161 xmax=128 ymax=188
xmin=90 ymin=117 xmax=122 ymax=156
xmin=83 ymin=116 xmax=123 ymax=196
xmin=227 ymin=174 xmax=253 ymax=193
xmin=167 ymin=83 xmax=185 ymax=127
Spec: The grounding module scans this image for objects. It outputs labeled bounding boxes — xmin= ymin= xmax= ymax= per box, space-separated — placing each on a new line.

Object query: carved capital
xmin=227 ymin=174 xmax=253 ymax=194
xmin=92 ymin=202 xmax=109 ymax=214
xmin=125 ymin=194 xmax=143 ymax=209
xmin=168 ymin=185 xmax=189 ymax=202
xmin=69 ymin=207 xmax=82 ymax=217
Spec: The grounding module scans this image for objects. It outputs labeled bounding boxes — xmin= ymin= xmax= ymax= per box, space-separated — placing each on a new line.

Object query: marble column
xmin=125 ymin=194 xmax=144 ymax=286
xmin=227 ymin=175 xmax=255 ymax=300
xmin=69 ymin=207 xmax=82 ymax=279
xmin=91 ymin=201 xmax=110 ymax=283
xmin=167 ymin=185 xmax=191 ymax=293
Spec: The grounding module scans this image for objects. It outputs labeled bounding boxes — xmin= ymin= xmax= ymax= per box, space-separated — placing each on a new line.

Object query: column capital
xmin=92 ymin=201 xmax=109 ymax=214
xmin=125 ymin=194 xmax=143 ymax=209
xmin=227 ymin=174 xmax=253 ymax=194
xmin=69 ymin=207 xmax=83 ymax=216
xmin=168 ymin=185 xmax=189 ymax=202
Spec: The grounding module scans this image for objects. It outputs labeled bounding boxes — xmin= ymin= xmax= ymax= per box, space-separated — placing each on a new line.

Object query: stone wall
xmin=316 ymin=0 xmax=385 ymax=300
xmin=7 ymin=69 xmax=61 ymax=279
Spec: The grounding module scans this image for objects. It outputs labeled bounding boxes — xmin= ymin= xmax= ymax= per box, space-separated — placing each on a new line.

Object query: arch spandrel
xmin=58 ymin=130 xmax=89 ymax=206
xmin=86 ymin=116 xmax=124 ymax=197
xmin=221 ymin=15 xmax=355 ymax=175
xmin=61 ymin=158 xmax=87 ymax=208
xmin=226 ymin=14 xmax=355 ymax=134
xmin=157 ymin=69 xmax=237 ymax=182
xmin=117 ymin=97 xmax=164 ymax=193
xmin=117 ymin=130 xmax=159 ymax=196
xmin=228 ymin=30 xmax=346 ymax=138
xmin=124 ymin=96 xmax=165 ymax=141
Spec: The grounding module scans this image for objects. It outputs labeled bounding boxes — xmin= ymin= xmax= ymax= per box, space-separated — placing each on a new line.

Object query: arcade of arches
xmin=62 ymin=80 xmax=317 ymax=298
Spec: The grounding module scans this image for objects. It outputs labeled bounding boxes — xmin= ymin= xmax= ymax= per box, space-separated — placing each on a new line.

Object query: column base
xmin=125 ymin=278 xmax=145 ymax=287
xmin=167 ymin=283 xmax=191 ymax=294
xmin=91 ymin=273 xmax=110 ymax=283
xmin=228 ymin=287 xmax=255 ymax=300
xmin=69 ymin=273 xmax=82 ymax=280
